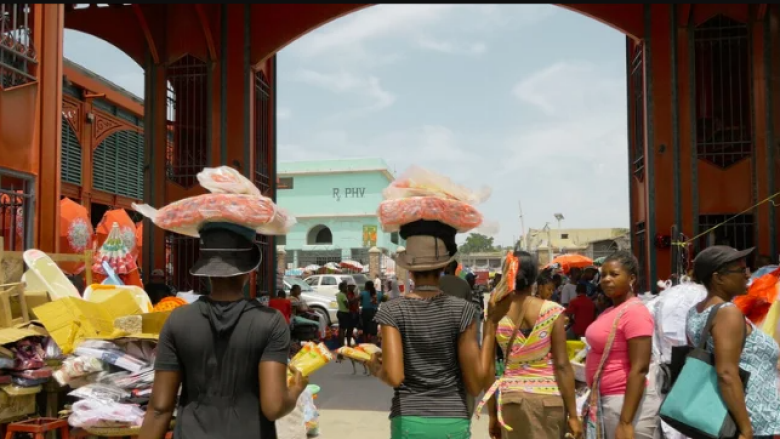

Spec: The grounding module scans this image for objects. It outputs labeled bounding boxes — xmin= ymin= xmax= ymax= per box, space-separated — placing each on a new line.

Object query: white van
xmin=304 ymin=274 xmax=355 ymax=296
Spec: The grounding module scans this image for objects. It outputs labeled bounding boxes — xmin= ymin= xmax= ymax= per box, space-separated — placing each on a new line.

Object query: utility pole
xmin=518 ymin=201 xmax=527 ymax=250
xmin=543 ymin=222 xmax=553 ymax=264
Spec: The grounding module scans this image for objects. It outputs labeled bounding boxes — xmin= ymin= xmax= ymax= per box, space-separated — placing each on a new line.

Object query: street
xmin=313 ymin=362 xmax=491 ymax=439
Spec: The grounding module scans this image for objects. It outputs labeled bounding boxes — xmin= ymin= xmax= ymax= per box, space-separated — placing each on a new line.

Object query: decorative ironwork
xmin=630 ymin=43 xmax=645 ymax=179
xmin=0 ymin=4 xmax=36 ymax=89
xmin=697 ymin=214 xmax=754 ymax=254
xmin=166 ymin=55 xmax=209 ymax=188
xmin=92 ymin=112 xmax=123 ymax=143
xmin=0 ymin=169 xmax=33 ymax=251
xmin=164 ymin=232 xmax=207 ymax=293
xmin=693 ymin=15 xmax=752 ymax=169
xmin=254 ymin=70 xmax=273 ymax=297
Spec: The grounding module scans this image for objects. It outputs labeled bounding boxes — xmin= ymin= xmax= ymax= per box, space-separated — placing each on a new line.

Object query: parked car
xmin=283 ymin=277 xmax=338 ymax=326
xmin=351 ymin=273 xmax=369 ymax=287
xmin=303 ymin=274 xmax=355 ymax=296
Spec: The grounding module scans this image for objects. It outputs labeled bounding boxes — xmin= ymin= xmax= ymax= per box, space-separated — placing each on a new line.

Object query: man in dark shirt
xmin=439 ymin=260 xmax=471 ymax=301
xmin=143 ymin=269 xmax=175 ymax=305
xmin=565 ymin=283 xmax=596 ymax=340
xmin=139 ymin=222 xmax=307 ymax=439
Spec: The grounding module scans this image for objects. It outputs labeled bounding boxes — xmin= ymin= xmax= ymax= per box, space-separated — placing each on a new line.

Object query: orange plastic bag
xmin=377 ymin=197 xmax=484 ymax=233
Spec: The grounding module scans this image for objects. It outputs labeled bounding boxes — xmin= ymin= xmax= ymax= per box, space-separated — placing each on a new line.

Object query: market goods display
xmin=336 ymin=347 xmax=372 ymax=362
xmin=377 ymin=197 xmax=484 ymax=233
xmin=287 ymin=342 xmax=332 ymax=385
xmin=490 ymin=251 xmax=518 ymax=305
xmin=382 ymin=165 xmax=491 ymax=205
xmin=92 ymin=223 xmax=138 ymax=275
xmin=377 ymin=165 xmax=494 ymax=235
xmin=133 ymin=166 xmax=296 ymax=238
xmin=152 ymin=296 xmax=188 ymax=313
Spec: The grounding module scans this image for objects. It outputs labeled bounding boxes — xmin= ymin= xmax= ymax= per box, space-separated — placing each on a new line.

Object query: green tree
xmin=459 ymin=233 xmax=496 ymax=254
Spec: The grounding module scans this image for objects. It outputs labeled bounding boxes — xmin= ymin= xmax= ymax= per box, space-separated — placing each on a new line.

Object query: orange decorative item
xmin=95 ymin=209 xmax=137 ymax=252
xmin=153 ymin=296 xmax=188 ymax=312
xmin=490 ymin=251 xmax=518 ymax=305
xmin=59 ymin=197 xmax=94 ymax=275
xmin=544 ymin=254 xmax=594 ymax=274
xmin=734 ymin=266 xmax=780 ymax=326
xmin=134 ymin=221 xmax=143 ymax=267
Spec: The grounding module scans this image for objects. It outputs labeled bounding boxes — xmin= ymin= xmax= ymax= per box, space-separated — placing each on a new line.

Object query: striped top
xmin=374 ymin=294 xmax=480 ymax=418
xmin=496 ymin=300 xmax=565 ymax=396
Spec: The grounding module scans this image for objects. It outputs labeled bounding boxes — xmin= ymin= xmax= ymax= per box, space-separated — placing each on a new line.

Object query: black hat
xmin=693 ymin=245 xmax=754 ymax=283
xmin=190 ymin=222 xmax=262 ymax=278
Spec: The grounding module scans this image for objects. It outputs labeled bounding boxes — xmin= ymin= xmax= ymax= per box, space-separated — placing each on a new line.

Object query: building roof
xmin=278 ymin=158 xmax=394 ymax=181
xmin=63 ymin=58 xmax=144 ymax=105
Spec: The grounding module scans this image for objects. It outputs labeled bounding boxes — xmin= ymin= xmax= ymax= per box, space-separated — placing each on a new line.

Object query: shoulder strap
xmin=698 ymin=302 xmax=747 ymax=351
xmin=590 ymin=300 xmax=643 ymax=390
xmin=499 ymin=298 xmax=533 ymax=376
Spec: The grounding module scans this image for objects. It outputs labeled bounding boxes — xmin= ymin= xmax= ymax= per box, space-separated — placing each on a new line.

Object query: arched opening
xmin=278 ymin=4 xmax=633 ymax=283
xmin=307 ymin=225 xmax=333 ymax=245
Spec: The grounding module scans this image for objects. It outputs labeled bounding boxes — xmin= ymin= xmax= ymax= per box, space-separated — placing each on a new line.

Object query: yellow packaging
xmin=566 ymin=340 xmax=586 ymax=360
xmin=288 ymin=342 xmax=332 ymax=384
xmin=358 ymin=343 xmax=381 ymax=355
xmin=337 ymin=346 xmax=371 ymax=362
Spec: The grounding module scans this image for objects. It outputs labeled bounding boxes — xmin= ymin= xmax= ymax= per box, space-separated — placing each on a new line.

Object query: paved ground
xmin=311 ymin=362 xmax=491 ymax=439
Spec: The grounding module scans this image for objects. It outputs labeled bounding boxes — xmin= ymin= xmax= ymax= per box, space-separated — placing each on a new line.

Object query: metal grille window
xmin=350 ymin=248 xmax=369 ymax=265
xmin=635 ymin=222 xmax=646 ymax=291
xmin=254 ymin=71 xmax=274 ymax=297
xmin=93 ymin=130 xmax=144 ymax=199
xmin=0 ymin=4 xmax=36 ymax=89
xmin=697 ymin=214 xmax=754 ymax=254
xmin=630 ymin=43 xmax=645 ymax=179
xmin=0 ymin=169 xmax=33 ymax=251
xmin=693 ymin=15 xmax=752 ymax=169
xmin=164 ymin=233 xmax=207 ymax=293
xmin=61 ymin=116 xmax=82 ymax=186
xmin=166 ymin=55 xmax=209 ymax=188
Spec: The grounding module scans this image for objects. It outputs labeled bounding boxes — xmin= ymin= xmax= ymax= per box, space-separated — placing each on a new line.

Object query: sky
xmin=63 ymin=4 xmax=629 ymax=247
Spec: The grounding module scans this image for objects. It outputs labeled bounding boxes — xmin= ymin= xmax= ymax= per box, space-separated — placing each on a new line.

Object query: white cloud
xmin=416 ymin=38 xmax=487 ymax=55
xmin=293 ymin=69 xmax=396 ymax=117
xmin=277 ymin=107 xmax=292 ymax=120
xmin=512 ymin=61 xmax=623 ymax=117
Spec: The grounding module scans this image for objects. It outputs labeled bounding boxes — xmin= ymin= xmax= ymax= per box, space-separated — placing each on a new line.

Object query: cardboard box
xmin=32 ymin=291 xmax=142 ymax=354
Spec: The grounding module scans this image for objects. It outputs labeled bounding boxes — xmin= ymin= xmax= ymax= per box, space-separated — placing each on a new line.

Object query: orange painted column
xmin=646 ymin=5 xmax=675 ymax=284
xmin=752 ymin=12 xmax=772 ymax=257
xmin=675 ymin=7 xmax=695 ymax=250
xmin=34 ymin=4 xmax=64 ymax=253
xmin=224 ymin=4 xmax=251 ymax=173
xmin=143 ymin=60 xmax=169 ymax=277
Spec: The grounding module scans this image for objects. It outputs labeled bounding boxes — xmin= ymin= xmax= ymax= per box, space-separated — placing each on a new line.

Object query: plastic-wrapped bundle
xmin=134 ymin=193 xmax=294 ymax=238
xmin=383 ymin=165 xmax=491 ymax=205
xmin=133 ymin=166 xmax=296 ymax=238
xmin=68 ymin=398 xmax=145 ymax=428
xmin=377 ymin=166 xmax=496 ymax=234
xmin=377 ymin=197 xmax=484 ymax=233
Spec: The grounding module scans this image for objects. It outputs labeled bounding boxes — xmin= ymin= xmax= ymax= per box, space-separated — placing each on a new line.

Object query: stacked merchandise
xmin=377 ymin=165 xmax=493 ymax=235
xmin=59 ymin=339 xmax=157 ymax=429
xmin=0 ymin=335 xmax=55 ymax=421
xmin=133 ymin=166 xmax=295 ymax=238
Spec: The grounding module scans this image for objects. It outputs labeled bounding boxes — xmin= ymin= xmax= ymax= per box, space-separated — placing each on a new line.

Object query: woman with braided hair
xmin=478 ymin=250 xmax=583 ymax=439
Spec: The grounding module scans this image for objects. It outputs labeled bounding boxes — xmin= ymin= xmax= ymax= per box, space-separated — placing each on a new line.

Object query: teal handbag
xmin=658 ymin=303 xmax=750 ymax=439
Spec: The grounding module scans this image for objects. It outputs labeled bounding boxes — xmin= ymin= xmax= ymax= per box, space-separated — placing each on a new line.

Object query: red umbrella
xmin=59 ymin=198 xmax=94 ymax=275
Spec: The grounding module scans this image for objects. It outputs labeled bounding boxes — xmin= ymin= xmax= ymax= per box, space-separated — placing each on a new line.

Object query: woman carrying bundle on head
xmin=366 ymin=220 xmax=485 ymax=439
xmin=478 ymin=251 xmax=583 ymax=439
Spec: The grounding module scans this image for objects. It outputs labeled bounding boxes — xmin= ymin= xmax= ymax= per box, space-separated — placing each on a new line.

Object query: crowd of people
xmin=133 ymin=220 xmax=780 ymax=439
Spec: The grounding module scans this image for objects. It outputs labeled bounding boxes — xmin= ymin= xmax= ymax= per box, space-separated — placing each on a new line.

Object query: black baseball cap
xmin=693 ymin=245 xmax=754 ymax=283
